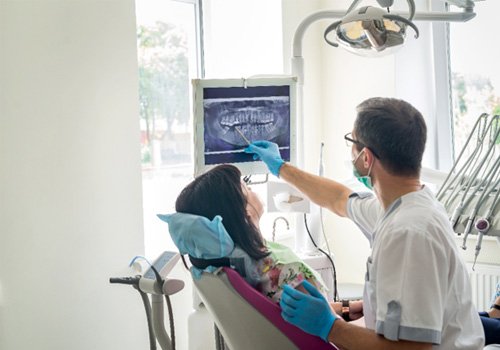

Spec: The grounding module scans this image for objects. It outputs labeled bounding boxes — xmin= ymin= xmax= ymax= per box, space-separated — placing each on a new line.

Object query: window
xmin=136 ymin=0 xmax=199 ymax=256
xmin=202 ymin=0 xmax=283 ymax=78
xmin=449 ymin=1 xmax=500 ymax=156
xmin=136 ymin=0 xmax=285 ymax=256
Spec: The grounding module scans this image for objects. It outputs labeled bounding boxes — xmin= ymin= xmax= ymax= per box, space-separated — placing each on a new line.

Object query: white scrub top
xmin=347 ymin=186 xmax=485 ymax=349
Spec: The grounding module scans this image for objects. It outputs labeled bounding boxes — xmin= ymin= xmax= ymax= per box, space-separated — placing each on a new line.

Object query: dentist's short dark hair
xmin=354 ymin=97 xmax=427 ymax=177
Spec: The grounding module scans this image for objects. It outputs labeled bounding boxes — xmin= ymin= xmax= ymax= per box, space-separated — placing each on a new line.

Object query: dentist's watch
xmin=341 ymin=299 xmax=350 ymax=321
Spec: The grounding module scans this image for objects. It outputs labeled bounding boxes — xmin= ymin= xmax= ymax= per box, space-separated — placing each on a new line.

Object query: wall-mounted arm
xmin=292 ymin=6 xmax=475 ymax=80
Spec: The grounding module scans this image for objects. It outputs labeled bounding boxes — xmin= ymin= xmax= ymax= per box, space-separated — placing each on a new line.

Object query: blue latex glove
xmin=244 ymin=140 xmax=284 ymax=177
xmin=280 ymin=280 xmax=337 ymax=342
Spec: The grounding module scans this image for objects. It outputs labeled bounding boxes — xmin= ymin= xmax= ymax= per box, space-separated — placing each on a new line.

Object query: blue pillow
xmin=157 ymin=213 xmax=235 ymax=278
xmin=157 ymin=212 xmax=260 ymax=285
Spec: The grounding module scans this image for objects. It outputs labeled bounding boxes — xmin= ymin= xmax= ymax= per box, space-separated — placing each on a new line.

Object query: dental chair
xmin=193 ymin=266 xmax=338 ymax=350
xmin=159 ymin=212 xmax=337 ymax=349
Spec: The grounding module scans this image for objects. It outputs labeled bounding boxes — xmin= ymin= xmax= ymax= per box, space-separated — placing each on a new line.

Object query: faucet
xmin=272 ymin=216 xmax=289 ymax=242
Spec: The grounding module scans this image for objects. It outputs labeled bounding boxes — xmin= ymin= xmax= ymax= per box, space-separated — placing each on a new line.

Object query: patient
xmin=480 ymin=283 xmax=500 ymax=346
xmin=172 ymin=164 xmax=328 ymax=304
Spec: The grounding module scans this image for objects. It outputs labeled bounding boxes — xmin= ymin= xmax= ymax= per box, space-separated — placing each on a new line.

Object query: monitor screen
xmin=193 ymin=77 xmax=297 ymax=176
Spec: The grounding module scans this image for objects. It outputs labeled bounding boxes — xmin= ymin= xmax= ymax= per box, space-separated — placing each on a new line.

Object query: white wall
xmin=0 ymin=1 xmax=148 ymax=349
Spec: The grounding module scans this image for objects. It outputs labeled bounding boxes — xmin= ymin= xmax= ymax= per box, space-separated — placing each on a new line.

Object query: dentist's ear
xmin=363 ymin=148 xmax=376 ymax=168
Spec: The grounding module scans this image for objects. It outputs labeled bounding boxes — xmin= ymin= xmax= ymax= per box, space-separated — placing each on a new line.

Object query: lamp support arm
xmin=292 ymin=7 xmax=475 ymax=67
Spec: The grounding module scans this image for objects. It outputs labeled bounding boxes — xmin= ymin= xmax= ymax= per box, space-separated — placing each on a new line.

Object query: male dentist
xmin=245 ymin=97 xmax=484 ymax=349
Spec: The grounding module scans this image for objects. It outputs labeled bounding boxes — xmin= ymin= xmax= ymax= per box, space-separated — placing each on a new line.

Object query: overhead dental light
xmin=291 ymin=0 xmax=476 ymax=81
xmin=323 ymin=0 xmax=419 ymax=56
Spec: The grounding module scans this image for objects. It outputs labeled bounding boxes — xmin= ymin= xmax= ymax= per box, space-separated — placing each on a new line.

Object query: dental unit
xmin=437 ymin=114 xmax=500 ymax=262
xmin=472 ymin=175 xmax=500 ymax=269
xmin=436 ymin=113 xmax=488 ymax=201
xmin=439 ymin=115 xmax=498 ymax=226
xmin=110 ymin=252 xmax=184 ymax=350
xmin=460 ymin=159 xmax=500 ymax=248
xmin=442 ymin=116 xmax=498 ymax=229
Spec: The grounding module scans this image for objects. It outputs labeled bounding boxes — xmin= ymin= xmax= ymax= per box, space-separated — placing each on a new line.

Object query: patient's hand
xmin=488 ymin=295 xmax=500 ymax=318
xmin=329 ymin=300 xmax=364 ymax=321
xmin=348 ymin=300 xmax=364 ymax=321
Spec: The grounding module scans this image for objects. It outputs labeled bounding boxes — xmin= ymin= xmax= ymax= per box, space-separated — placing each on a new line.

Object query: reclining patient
xmin=161 ymin=164 xmax=327 ymax=303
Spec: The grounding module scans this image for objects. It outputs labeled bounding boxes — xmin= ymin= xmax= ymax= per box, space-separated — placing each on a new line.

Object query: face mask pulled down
xmin=352 ymin=148 xmax=374 ymax=190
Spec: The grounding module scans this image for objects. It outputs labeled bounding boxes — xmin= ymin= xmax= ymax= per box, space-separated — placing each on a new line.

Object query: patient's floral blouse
xmin=256 ymin=241 xmax=328 ymax=303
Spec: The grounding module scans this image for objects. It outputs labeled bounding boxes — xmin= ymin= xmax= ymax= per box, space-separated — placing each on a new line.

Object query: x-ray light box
xmin=193 ymin=77 xmax=297 ymax=176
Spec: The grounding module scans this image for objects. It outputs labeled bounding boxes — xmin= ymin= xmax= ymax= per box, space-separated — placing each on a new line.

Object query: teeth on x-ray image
xmin=201 ymin=84 xmax=292 ymax=165
xmin=204 ymin=97 xmax=290 ymax=148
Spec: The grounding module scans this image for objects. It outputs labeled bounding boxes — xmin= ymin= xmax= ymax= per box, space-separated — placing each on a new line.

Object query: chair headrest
xmin=157 ymin=213 xmax=235 ymax=258
xmin=157 ymin=212 xmax=261 ymax=285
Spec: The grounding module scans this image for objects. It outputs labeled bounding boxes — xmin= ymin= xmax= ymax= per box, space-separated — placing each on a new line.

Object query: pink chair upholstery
xmin=193 ymin=266 xmax=337 ymax=350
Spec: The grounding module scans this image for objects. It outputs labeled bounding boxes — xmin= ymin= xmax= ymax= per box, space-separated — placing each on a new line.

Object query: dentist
xmin=245 ymin=97 xmax=484 ymax=349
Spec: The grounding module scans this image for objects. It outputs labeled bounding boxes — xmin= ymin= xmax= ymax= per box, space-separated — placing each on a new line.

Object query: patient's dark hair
xmin=175 ymin=164 xmax=269 ymax=260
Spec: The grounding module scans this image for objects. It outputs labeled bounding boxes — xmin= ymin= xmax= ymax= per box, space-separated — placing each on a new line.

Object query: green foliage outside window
xmin=451 ymin=72 xmax=500 ymax=152
xmin=137 ymin=22 xmax=190 ymax=166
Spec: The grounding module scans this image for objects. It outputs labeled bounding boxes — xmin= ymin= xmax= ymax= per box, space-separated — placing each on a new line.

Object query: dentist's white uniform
xmin=347 ymin=186 xmax=484 ymax=349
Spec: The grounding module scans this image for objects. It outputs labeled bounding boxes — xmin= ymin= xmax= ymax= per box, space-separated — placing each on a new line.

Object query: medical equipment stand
xmin=110 ymin=251 xmax=184 ymax=350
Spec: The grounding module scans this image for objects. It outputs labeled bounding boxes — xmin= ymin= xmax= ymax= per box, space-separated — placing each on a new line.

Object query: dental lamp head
xmin=323 ymin=1 xmax=419 ymax=57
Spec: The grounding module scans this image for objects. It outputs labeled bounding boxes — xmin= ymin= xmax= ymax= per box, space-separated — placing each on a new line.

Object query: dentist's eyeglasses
xmin=344 ymin=132 xmax=361 ymax=147
xmin=344 ymin=132 xmax=380 ymax=159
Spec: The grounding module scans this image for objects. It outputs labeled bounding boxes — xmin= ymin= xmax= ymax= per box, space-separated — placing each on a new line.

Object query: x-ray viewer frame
xmin=193 ymin=77 xmax=297 ymax=177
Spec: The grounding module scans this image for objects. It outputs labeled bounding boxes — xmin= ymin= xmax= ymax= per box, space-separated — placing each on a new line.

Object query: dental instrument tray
xmin=138 ymin=251 xmax=183 ymax=295
xmin=143 ymin=250 xmax=180 ymax=280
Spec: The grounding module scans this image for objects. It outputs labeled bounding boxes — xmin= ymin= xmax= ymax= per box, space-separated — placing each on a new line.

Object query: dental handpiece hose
xmin=463 ymin=163 xmax=500 ymax=250
xmin=473 ymin=229 xmax=486 ymax=271
xmin=472 ymin=176 xmax=500 ymax=269
xmin=110 ymin=276 xmax=157 ymax=350
xmin=461 ymin=167 xmax=497 ymax=248
xmin=152 ymin=294 xmax=172 ymax=350
xmin=459 ymin=156 xmax=500 ymax=246
xmin=109 ymin=276 xmax=141 ymax=285
xmin=452 ymin=120 xmax=500 ymax=227
xmin=319 ymin=142 xmax=325 ymax=177
xmin=437 ymin=114 xmax=488 ymax=201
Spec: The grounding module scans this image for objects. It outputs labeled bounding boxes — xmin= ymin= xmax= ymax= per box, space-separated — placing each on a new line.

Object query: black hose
xmin=165 ymin=295 xmax=176 ymax=350
xmin=109 ymin=276 xmax=140 ymax=285
xmin=214 ymin=325 xmax=225 ymax=350
xmin=303 ymin=213 xmax=339 ymax=302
